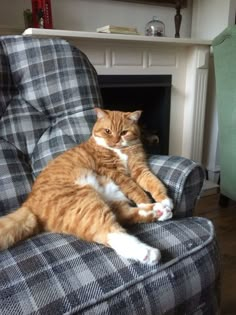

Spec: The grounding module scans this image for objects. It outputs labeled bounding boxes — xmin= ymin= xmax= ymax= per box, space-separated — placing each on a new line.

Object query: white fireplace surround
xmin=23 ymin=28 xmax=211 ymax=163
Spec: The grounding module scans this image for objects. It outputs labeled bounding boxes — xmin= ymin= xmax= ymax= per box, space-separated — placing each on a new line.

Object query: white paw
xmin=107 ymin=232 xmax=161 ymax=265
xmin=161 ymin=198 xmax=174 ymax=210
xmin=138 ymin=245 xmax=161 ymax=265
xmin=156 ymin=207 xmax=173 ymax=221
xmin=153 ymin=198 xmax=173 ymax=221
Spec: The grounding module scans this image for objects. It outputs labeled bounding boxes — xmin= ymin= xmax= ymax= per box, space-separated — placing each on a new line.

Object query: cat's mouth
xmin=110 ymin=141 xmax=137 ymax=149
xmin=109 ymin=143 xmax=127 ymax=149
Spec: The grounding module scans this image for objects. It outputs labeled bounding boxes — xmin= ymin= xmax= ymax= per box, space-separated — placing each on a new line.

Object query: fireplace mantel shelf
xmin=23 ymin=28 xmax=211 ymax=47
xmin=22 ymin=28 xmax=211 ymax=163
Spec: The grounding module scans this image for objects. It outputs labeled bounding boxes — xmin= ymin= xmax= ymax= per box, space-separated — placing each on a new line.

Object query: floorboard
xmin=195 ymin=194 xmax=236 ymax=315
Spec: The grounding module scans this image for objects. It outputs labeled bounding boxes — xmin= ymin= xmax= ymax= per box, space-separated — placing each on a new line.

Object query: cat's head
xmin=92 ymin=108 xmax=142 ymax=149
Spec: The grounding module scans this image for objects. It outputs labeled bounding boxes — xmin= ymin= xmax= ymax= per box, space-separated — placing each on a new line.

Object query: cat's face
xmin=93 ymin=108 xmax=141 ymax=149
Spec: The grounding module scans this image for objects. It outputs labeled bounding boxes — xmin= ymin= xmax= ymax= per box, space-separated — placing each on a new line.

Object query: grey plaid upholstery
xmin=149 ymin=155 xmax=204 ymax=218
xmin=0 ymin=36 xmax=220 ymax=314
xmin=0 ymin=36 xmax=100 ymax=215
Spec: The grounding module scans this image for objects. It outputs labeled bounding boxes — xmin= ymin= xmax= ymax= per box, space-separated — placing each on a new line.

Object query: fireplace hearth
xmin=98 ymin=75 xmax=171 ymax=155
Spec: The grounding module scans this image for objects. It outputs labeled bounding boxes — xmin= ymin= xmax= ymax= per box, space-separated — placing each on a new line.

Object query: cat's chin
xmin=109 ymin=143 xmax=133 ymax=149
xmin=113 ymin=143 xmax=129 ymax=149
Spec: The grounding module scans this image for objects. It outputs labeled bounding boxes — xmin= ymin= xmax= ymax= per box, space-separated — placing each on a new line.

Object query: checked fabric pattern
xmin=0 ymin=36 xmax=220 ymax=314
xmin=0 ymin=218 xmax=219 ymax=315
xmin=0 ymin=36 xmax=101 ymax=215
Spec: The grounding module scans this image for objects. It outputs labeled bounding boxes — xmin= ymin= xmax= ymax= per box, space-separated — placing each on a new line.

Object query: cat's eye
xmin=104 ymin=128 xmax=111 ymax=134
xmin=120 ymin=130 xmax=128 ymax=136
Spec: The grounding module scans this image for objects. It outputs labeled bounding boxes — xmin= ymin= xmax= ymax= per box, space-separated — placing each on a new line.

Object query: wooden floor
xmin=195 ymin=194 xmax=236 ymax=315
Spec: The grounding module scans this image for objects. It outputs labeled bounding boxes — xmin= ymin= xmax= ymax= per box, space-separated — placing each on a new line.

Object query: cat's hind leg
xmin=72 ymin=176 xmax=161 ymax=264
xmin=107 ymin=230 xmax=161 ymax=265
xmin=62 ymin=188 xmax=160 ymax=264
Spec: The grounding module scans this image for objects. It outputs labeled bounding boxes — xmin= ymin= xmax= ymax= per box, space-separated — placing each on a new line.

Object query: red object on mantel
xmin=31 ymin=0 xmax=53 ymax=29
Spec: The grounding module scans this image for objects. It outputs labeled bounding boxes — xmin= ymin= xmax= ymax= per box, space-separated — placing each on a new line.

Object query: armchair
xmin=0 ymin=36 xmax=220 ymax=314
xmin=213 ymin=25 xmax=236 ymax=203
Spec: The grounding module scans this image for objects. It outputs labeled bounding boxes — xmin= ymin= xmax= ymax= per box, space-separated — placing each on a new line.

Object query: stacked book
xmin=96 ymin=25 xmax=139 ymax=35
xmin=31 ymin=0 xmax=53 ymax=29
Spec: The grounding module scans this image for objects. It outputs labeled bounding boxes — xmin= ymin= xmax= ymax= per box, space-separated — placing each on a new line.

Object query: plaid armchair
xmin=0 ymin=36 xmax=220 ymax=315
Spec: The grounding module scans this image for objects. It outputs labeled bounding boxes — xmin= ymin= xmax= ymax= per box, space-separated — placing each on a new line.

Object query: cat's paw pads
xmin=158 ymin=208 xmax=173 ymax=221
xmin=138 ymin=245 xmax=161 ymax=265
xmin=153 ymin=199 xmax=173 ymax=221
xmin=138 ymin=200 xmax=173 ymax=221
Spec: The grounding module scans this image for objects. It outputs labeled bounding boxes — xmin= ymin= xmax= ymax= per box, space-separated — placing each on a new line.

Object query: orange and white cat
xmin=0 ymin=109 xmax=173 ymax=264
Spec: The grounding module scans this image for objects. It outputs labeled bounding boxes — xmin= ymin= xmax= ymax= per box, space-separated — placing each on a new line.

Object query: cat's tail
xmin=0 ymin=207 xmax=39 ymax=250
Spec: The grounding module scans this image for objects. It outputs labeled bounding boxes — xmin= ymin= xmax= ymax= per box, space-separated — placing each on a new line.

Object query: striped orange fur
xmin=0 ymin=109 xmax=173 ymax=263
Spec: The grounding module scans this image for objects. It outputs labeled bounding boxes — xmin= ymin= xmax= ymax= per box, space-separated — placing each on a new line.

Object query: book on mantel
xmin=96 ymin=25 xmax=140 ymax=35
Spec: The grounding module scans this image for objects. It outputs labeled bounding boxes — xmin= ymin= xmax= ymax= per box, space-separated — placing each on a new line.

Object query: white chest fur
xmin=112 ymin=148 xmax=128 ymax=169
xmin=94 ymin=136 xmax=128 ymax=169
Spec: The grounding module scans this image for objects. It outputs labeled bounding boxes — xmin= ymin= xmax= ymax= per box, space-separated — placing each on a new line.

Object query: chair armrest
xmin=148 ymin=155 xmax=205 ymax=218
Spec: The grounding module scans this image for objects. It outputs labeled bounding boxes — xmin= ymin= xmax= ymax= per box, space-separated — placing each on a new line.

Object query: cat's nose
xmin=114 ymin=136 xmax=120 ymax=143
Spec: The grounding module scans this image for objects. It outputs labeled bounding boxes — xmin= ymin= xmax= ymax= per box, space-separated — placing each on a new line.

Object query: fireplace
xmin=98 ymin=75 xmax=171 ymax=155
xmin=23 ymin=28 xmax=211 ymax=162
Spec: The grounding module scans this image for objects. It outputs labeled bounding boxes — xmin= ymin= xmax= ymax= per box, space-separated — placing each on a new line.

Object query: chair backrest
xmin=0 ymin=36 xmax=102 ymax=215
xmin=212 ymin=26 xmax=236 ymax=201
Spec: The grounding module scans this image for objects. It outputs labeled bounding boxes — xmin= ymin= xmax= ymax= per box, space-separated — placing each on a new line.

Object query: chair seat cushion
xmin=0 ymin=217 xmax=219 ymax=315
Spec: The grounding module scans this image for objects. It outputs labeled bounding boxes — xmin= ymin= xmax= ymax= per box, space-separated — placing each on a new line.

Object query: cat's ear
xmin=94 ymin=108 xmax=108 ymax=120
xmin=127 ymin=110 xmax=142 ymax=122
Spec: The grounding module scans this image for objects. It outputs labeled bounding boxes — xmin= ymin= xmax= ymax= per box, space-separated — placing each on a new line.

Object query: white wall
xmin=191 ymin=0 xmax=232 ymax=40
xmin=0 ymin=0 xmax=193 ymax=38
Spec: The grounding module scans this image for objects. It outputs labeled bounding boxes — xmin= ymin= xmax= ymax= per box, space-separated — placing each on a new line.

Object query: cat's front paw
xmin=153 ymin=198 xmax=173 ymax=221
xmin=137 ymin=199 xmax=173 ymax=221
xmin=161 ymin=198 xmax=174 ymax=211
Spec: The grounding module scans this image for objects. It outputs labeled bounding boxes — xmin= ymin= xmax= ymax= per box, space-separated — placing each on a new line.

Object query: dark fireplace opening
xmin=98 ymin=75 xmax=172 ymax=155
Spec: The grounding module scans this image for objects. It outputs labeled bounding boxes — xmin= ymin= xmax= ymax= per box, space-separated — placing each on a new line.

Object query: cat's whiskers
xmin=121 ymin=138 xmax=140 ymax=147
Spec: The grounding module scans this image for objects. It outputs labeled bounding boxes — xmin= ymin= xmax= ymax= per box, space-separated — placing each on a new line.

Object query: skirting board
xmin=201 ymin=180 xmax=219 ymax=197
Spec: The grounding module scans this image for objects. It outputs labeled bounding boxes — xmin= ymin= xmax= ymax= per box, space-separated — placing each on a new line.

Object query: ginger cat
xmin=0 ymin=109 xmax=173 ymax=264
